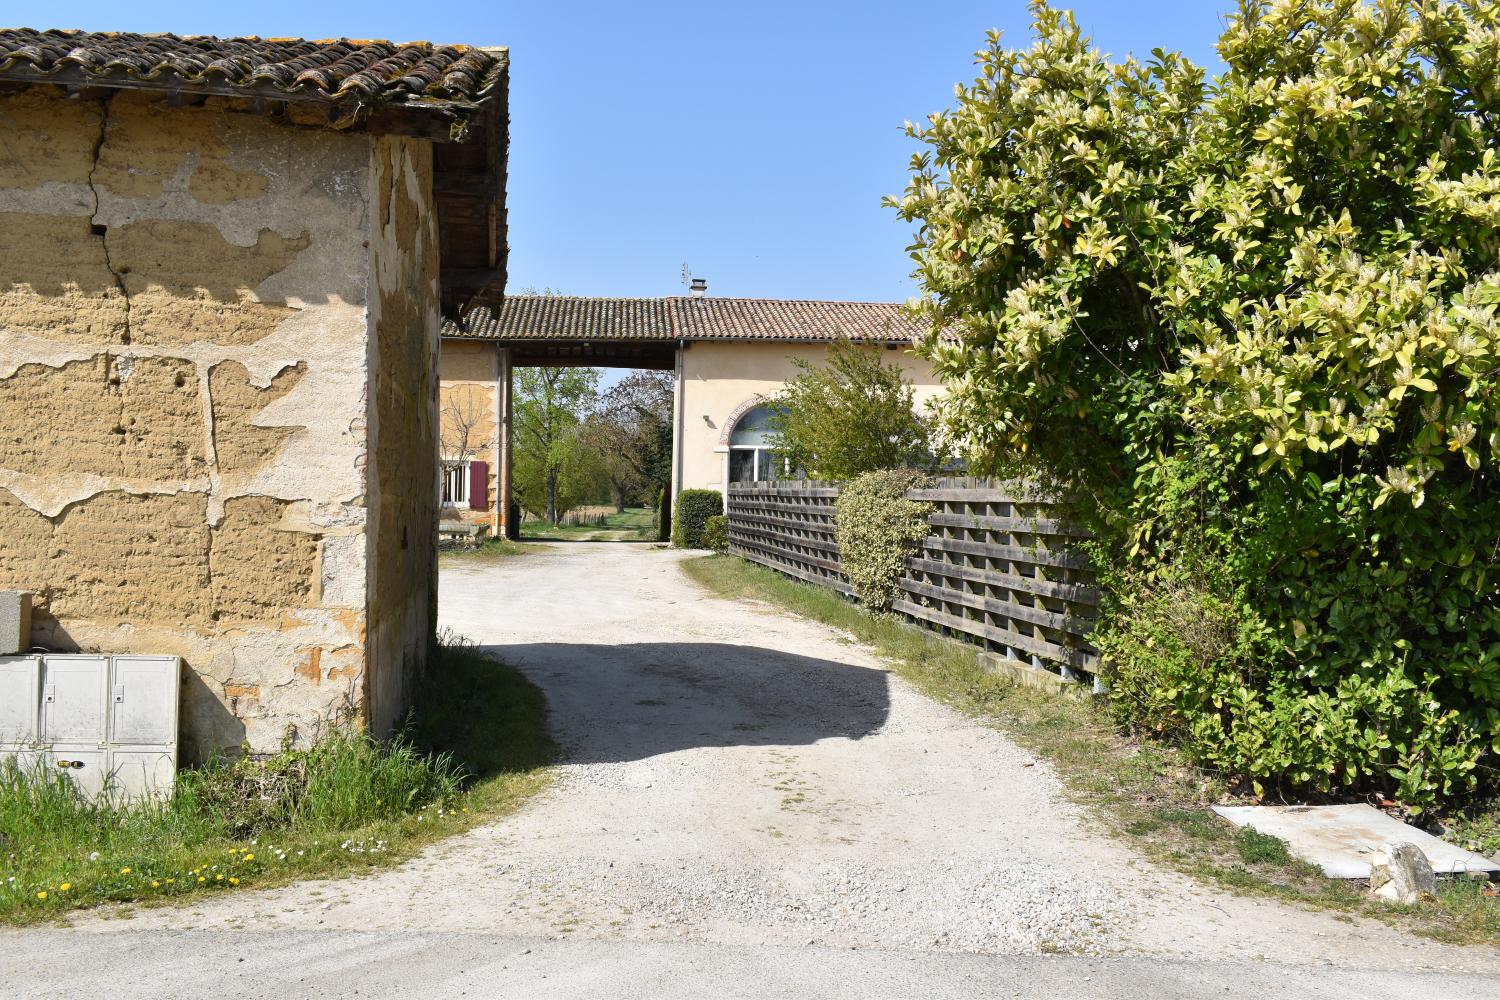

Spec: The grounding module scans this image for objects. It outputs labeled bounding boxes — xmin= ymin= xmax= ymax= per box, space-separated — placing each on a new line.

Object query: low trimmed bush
xmin=701 ymin=514 xmax=729 ymax=553
xmin=671 ymin=489 xmax=722 ymax=548
xmin=833 ymin=469 xmax=932 ymax=611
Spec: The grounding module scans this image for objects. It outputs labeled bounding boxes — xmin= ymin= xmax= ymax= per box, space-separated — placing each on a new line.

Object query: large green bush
xmin=833 ymin=469 xmax=933 ymax=611
xmin=891 ymin=0 xmax=1500 ymax=811
xmin=671 ymin=489 xmax=722 ymax=548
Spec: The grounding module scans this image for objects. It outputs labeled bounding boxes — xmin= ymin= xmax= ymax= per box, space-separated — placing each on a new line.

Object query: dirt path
xmin=37 ymin=543 xmax=1498 ymax=992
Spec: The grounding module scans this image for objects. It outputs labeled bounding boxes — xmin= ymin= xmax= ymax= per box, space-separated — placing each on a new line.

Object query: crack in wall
xmin=87 ymin=94 xmax=132 ymax=347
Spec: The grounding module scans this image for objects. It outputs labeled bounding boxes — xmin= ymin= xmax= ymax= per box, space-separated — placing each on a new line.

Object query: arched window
xmin=728 ymin=405 xmax=787 ymax=483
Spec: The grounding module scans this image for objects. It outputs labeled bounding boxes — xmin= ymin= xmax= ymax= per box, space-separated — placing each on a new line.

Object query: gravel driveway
xmin=8 ymin=542 xmax=1498 ymax=997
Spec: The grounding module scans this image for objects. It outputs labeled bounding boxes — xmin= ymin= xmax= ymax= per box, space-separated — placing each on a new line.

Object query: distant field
xmin=521 ymin=507 xmax=658 ymax=542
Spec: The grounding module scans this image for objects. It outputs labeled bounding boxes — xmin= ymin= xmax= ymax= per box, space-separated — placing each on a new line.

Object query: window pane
xmin=729 ymin=405 xmax=780 ymax=447
xmin=441 ymin=462 xmax=468 ymax=505
xmin=729 ymin=448 xmax=756 ymax=483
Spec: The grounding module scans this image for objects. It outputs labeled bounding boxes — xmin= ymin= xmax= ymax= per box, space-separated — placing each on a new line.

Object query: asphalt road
xmin=4 ymin=929 xmax=1497 ymax=1000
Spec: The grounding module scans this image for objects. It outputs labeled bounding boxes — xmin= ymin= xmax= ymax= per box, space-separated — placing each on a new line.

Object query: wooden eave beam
xmin=0 ymin=67 xmax=475 ymax=142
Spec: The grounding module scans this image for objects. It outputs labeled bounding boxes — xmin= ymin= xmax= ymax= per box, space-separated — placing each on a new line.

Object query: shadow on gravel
xmin=477 ymin=642 xmax=890 ymax=764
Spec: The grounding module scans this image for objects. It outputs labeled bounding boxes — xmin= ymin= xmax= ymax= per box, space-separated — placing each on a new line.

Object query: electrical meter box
xmin=0 ymin=654 xmax=180 ymax=800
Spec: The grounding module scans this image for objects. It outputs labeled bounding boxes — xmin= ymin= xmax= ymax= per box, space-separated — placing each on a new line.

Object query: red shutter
xmin=468 ymin=460 xmax=488 ymax=510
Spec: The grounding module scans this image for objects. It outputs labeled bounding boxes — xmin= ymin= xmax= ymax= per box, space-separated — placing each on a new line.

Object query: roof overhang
xmin=0 ymin=31 xmax=509 ymax=318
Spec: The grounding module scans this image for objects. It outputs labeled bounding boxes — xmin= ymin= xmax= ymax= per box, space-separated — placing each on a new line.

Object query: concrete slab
xmin=1213 ymin=803 xmax=1500 ymax=879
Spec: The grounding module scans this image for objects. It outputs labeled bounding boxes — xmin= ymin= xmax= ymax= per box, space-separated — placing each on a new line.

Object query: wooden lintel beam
xmin=432 ymin=173 xmax=501 ymax=197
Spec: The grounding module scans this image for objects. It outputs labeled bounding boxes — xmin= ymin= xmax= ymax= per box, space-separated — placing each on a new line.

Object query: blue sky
xmin=16 ymin=2 xmax=1230 ymax=302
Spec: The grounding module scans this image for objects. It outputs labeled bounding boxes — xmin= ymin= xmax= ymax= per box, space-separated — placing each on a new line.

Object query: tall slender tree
xmin=513 ymin=367 xmax=601 ymax=524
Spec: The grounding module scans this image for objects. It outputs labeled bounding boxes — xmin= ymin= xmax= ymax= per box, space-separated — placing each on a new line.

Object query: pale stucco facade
xmin=0 ymin=88 xmax=440 ymax=759
xmin=676 ymin=340 xmax=944 ymax=497
xmin=438 ymin=338 xmax=502 ymax=533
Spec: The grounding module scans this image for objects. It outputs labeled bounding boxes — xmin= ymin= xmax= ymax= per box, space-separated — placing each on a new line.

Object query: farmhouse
xmin=439 ymin=292 xmax=943 ymax=535
xmin=0 ymin=30 xmax=508 ymax=759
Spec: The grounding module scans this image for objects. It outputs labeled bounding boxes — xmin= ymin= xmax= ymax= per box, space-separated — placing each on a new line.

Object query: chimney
xmin=689 ymin=277 xmax=707 ymax=299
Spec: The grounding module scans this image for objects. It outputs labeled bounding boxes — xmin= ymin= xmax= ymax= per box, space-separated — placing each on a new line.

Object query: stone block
xmin=1370 ymin=842 xmax=1439 ymax=903
xmin=0 ymin=591 xmax=31 ymax=654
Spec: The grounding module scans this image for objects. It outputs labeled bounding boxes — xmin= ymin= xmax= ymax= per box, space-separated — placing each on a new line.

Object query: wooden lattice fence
xmin=724 ymin=482 xmax=851 ymax=596
xmin=726 ymin=478 xmax=1101 ymax=688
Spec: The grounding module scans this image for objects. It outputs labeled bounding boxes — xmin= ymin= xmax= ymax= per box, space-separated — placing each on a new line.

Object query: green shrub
xmin=656 ymin=486 xmax=671 ymax=542
xmin=891 ymin=1 xmax=1500 ymax=813
xmin=1095 ymin=557 xmax=1485 ymax=810
xmin=833 ymin=469 xmax=933 ymax=611
xmin=701 ymin=514 xmax=729 ymax=553
xmin=671 ymin=489 xmax=722 ymax=548
xmin=768 ymin=338 xmax=937 ymax=479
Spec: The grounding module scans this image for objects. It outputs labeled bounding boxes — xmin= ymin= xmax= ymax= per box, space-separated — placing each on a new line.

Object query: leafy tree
xmin=578 ymin=371 xmax=675 ymax=510
xmin=513 ymin=367 xmax=602 ymax=524
xmin=890 ymin=0 xmax=1500 ymax=810
xmin=768 ymin=337 xmax=935 ymax=480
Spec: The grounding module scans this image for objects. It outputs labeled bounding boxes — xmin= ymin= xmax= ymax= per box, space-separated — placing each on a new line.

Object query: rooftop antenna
xmin=681 ymin=262 xmax=707 ymax=299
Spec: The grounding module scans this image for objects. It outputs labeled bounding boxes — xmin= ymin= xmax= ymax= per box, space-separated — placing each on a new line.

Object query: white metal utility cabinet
xmin=0 ymin=654 xmax=180 ymax=800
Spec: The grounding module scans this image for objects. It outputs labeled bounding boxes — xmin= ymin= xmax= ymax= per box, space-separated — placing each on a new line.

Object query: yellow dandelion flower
xmin=215 ymin=873 xmax=224 ymax=881
xmin=242 ymin=853 xmax=255 ymax=862
xmin=59 ymin=883 xmax=71 ymax=892
xmin=197 ymin=876 xmax=206 ymax=884
xmin=228 ymin=877 xmax=239 ymax=886
xmin=119 ymin=867 xmax=131 ymax=875
xmin=166 ymin=878 xmax=175 ymax=885
xmin=36 ymin=891 xmax=47 ymax=900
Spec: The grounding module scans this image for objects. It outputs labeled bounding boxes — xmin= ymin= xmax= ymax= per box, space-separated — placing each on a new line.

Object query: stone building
xmin=0 ymin=30 xmax=508 ymax=759
xmin=439 ymin=294 xmax=942 ymax=534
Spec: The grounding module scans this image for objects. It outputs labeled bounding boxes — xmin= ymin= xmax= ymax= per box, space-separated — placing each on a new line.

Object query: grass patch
xmin=681 ymin=553 xmax=1500 ymax=947
xmin=1235 ymin=826 xmax=1294 ymax=866
xmin=440 ymin=536 xmax=542 ymax=562
xmin=521 ymin=507 xmax=658 ymax=542
xmin=0 ymin=636 xmax=553 ymax=925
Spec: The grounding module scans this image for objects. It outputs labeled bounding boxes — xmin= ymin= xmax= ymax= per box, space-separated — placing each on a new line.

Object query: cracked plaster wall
xmin=0 ymin=88 xmax=381 ymax=760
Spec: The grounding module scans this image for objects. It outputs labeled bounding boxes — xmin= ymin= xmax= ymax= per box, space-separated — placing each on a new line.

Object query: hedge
xmin=671 ymin=489 xmax=722 ymax=549
xmin=833 ymin=469 xmax=933 ymax=611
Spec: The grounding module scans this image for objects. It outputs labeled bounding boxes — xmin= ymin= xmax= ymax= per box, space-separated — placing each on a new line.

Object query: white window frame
xmin=441 ymin=460 xmax=470 ymax=506
xmin=728 ymin=446 xmax=784 ymax=483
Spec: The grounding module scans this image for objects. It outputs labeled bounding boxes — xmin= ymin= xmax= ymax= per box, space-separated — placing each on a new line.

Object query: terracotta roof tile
xmin=445 ymin=296 xmax=925 ymax=344
xmin=0 ymin=29 xmax=506 ymax=109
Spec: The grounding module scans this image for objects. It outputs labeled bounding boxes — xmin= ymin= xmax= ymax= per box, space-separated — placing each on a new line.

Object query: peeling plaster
xmin=0 ymin=90 xmax=383 ymax=754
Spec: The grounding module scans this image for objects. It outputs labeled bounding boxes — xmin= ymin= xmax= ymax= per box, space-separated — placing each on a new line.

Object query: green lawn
xmin=520 ymin=506 xmax=659 ymax=542
xmin=681 ymin=553 xmax=1500 ymax=948
xmin=1 ymin=638 xmax=554 ymax=925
